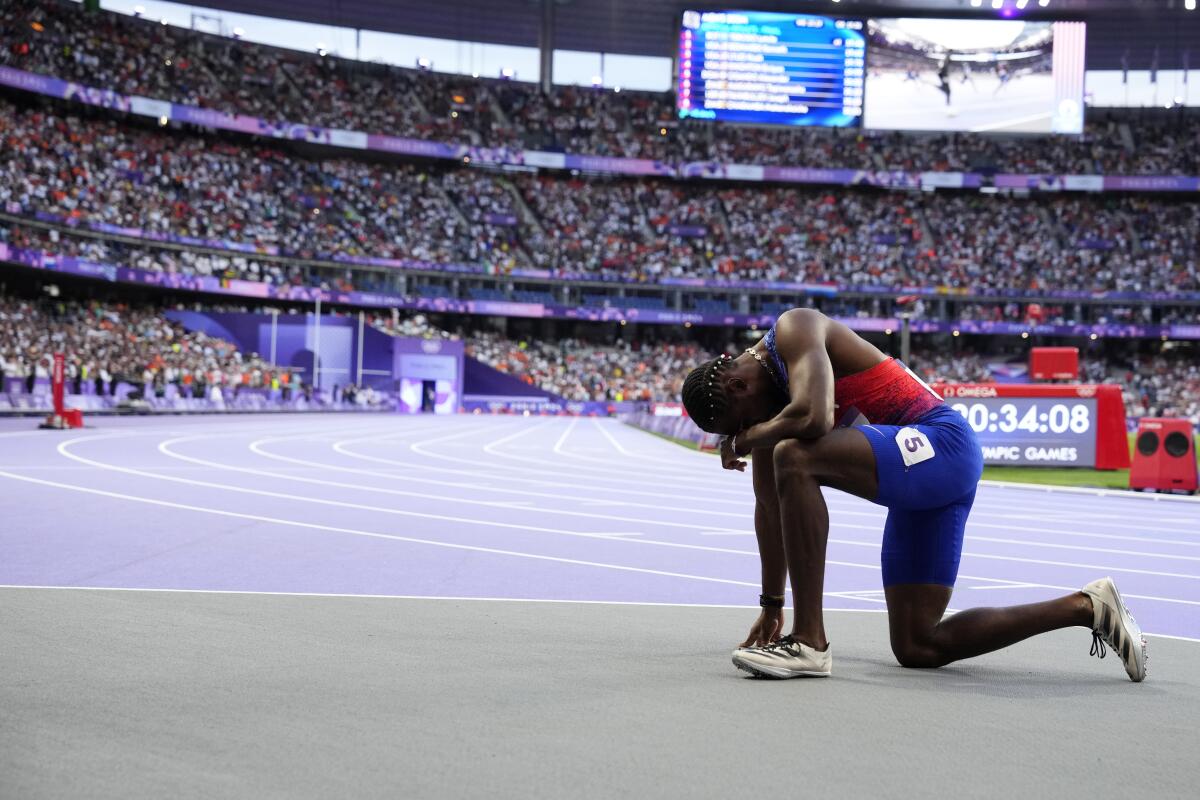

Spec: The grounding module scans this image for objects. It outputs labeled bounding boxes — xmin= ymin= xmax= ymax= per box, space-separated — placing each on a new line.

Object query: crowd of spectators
xmin=0 ymin=295 xmax=295 ymax=398
xmin=0 ymin=100 xmax=524 ymax=271
xmin=2 ymin=281 xmax=1194 ymax=421
xmin=464 ymin=332 xmax=711 ymax=403
xmin=0 ymin=1 xmax=1197 ymax=359
xmin=1084 ymin=353 xmax=1200 ymax=422
xmin=923 ymin=195 xmax=1198 ymax=294
xmin=367 ymin=311 xmax=458 ymax=341
xmin=5 ymin=97 xmax=1196 ymax=295
xmin=457 ymin=326 xmax=1199 ymax=422
xmin=3 ymin=0 xmax=1199 ymax=175
xmin=909 ymin=349 xmax=995 ymax=384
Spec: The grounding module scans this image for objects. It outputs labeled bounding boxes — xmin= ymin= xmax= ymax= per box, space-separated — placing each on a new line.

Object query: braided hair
xmin=681 ymin=353 xmax=734 ymax=433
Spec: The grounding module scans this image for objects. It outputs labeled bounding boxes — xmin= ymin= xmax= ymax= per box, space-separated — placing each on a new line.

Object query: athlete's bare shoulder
xmin=776 ymin=308 xmax=886 ymax=377
xmin=773 ymin=308 xmax=828 ymax=342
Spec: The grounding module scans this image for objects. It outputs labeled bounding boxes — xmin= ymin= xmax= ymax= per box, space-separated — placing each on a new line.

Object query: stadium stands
xmin=462 ymin=330 xmax=709 ymax=403
xmin=0 ymin=0 xmax=1195 ymax=426
xmin=0 ymin=294 xmax=295 ymax=400
xmin=4 ymin=0 xmax=1198 ymax=174
xmin=0 ymin=280 xmax=1195 ymax=423
xmin=1 ymin=102 xmax=1196 ymax=297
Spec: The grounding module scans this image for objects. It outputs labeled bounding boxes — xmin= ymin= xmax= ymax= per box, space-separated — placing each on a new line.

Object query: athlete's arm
xmin=751 ymin=448 xmax=787 ymax=598
xmin=740 ymin=447 xmax=786 ymax=647
xmin=734 ymin=310 xmax=835 ymax=454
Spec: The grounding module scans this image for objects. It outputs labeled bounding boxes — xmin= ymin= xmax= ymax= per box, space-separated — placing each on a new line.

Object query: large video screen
xmin=676 ymin=10 xmax=866 ymax=128
xmin=862 ymin=18 xmax=1086 ymax=133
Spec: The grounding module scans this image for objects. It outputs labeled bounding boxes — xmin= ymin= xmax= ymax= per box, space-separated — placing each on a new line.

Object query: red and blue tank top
xmin=762 ymin=325 xmax=943 ymax=427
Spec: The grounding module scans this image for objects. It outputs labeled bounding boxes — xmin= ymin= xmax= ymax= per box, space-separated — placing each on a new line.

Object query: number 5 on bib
xmin=895 ymin=427 xmax=936 ymax=468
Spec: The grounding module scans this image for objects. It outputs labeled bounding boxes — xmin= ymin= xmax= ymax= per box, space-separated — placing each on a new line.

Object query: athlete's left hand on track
xmin=740 ymin=608 xmax=784 ymax=648
xmin=720 ymin=436 xmax=746 ymax=472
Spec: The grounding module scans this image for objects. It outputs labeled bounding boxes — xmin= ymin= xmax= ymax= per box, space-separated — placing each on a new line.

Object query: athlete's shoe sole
xmin=731 ymin=656 xmax=831 ymax=679
xmin=1083 ymin=576 xmax=1147 ymax=682
xmin=730 ymin=638 xmax=832 ymax=679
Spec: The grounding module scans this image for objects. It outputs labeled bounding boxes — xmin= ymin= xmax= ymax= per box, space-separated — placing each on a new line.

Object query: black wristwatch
xmin=759 ymin=594 xmax=785 ymax=609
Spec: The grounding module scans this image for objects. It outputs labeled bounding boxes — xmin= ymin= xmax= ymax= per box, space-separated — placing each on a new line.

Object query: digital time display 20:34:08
xmin=948 ymin=398 xmax=1097 ymax=466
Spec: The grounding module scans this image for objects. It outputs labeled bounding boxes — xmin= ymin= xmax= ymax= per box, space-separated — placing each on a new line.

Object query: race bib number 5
xmin=895 ymin=427 xmax=936 ymax=468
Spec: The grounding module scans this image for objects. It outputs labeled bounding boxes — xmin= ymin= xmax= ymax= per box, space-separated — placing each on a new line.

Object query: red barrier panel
xmin=1029 ymin=347 xmax=1079 ymax=381
xmin=931 ymin=383 xmax=1130 ymax=470
xmin=52 ymin=352 xmax=65 ymax=414
xmin=42 ymin=352 xmax=83 ymax=429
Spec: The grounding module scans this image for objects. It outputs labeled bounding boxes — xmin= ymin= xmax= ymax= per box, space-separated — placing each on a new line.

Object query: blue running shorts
xmin=856 ymin=404 xmax=984 ymax=587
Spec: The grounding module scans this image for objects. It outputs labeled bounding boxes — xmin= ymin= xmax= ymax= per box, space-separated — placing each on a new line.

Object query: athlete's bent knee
xmin=772 ymin=439 xmax=814 ymax=484
xmin=891 ymin=638 xmax=946 ymax=669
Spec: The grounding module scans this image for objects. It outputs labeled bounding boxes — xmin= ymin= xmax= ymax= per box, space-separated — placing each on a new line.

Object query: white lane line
xmin=169 ymin=432 xmax=1200 ymax=572
xmin=488 ymin=417 xmax=708 ymax=479
xmin=401 ymin=424 xmax=1200 ymax=538
xmin=966 ymin=583 xmax=1043 ymax=591
xmin=826 ymin=591 xmax=889 ymax=605
xmin=4 ymin=419 xmax=1190 ymax=556
xmin=546 ymin=418 xmax=630 ymax=467
xmin=3 ymin=477 xmax=1190 ymax=613
xmin=593 ymin=424 xmax=1200 ymax=531
xmin=258 ymin=433 xmax=752 ymax=519
xmin=825 ymin=533 xmax=1200 ymax=581
xmin=0 ymin=418 xmax=385 ymax=441
xmin=22 ymin=425 xmax=1200 ymax=609
xmin=61 ymin=434 xmax=761 ymax=556
xmin=822 ymin=500 xmax=1200 ymax=546
xmin=553 ymin=420 xmax=731 ymax=474
xmin=620 ymin=423 xmax=1200 ymax=514
xmin=482 ymin=419 xmax=556 ymax=459
xmin=592 ymin=417 xmax=697 ymax=467
xmin=552 ymin=416 xmax=579 ymax=455
xmin=593 ymin=417 xmax=650 ymax=458
xmin=966 ymin=526 xmax=1200 ymax=548
xmin=500 ymin=415 xmax=719 ymax=473
xmin=162 ymin=434 xmax=756 ymax=536
xmin=404 ymin=418 xmax=518 ymax=454
xmin=334 ymin=430 xmax=753 ymax=505
xmin=609 ymin=418 xmax=716 ymax=462
xmin=964 ymin=501 xmax=1200 ymax=530
xmin=977 ymin=511 xmax=1200 ymax=535
xmin=292 ymin=429 xmax=1200 ymax=550
xmin=960 ymin=535 xmax=1200 ymax=562
xmin=0 ymin=585 xmax=905 ymax=614
xmin=391 ymin=421 xmax=706 ymax=495
xmin=156 ymin=432 xmax=1200 ymax=584
xmin=408 ymin=421 xmax=747 ymax=494
xmin=2 ymin=585 xmax=1198 ymax=644
xmin=7 ymin=585 xmax=1190 ymax=647
xmin=977 ymin=478 xmax=1200 ymax=505
xmin=0 ymin=465 xmax=357 ymax=472
xmin=0 ymin=469 xmax=764 ymax=591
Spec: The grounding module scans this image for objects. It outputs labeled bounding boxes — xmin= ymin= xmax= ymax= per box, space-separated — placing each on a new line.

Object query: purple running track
xmin=0 ymin=415 xmax=1196 ymax=640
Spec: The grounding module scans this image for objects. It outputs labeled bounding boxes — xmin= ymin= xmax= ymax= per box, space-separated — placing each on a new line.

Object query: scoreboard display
xmin=932 ymin=384 xmax=1131 ymax=470
xmin=947 ymin=397 xmax=1097 ymax=466
xmin=676 ymin=11 xmax=1087 ymax=134
xmin=677 ymin=10 xmax=865 ymax=128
